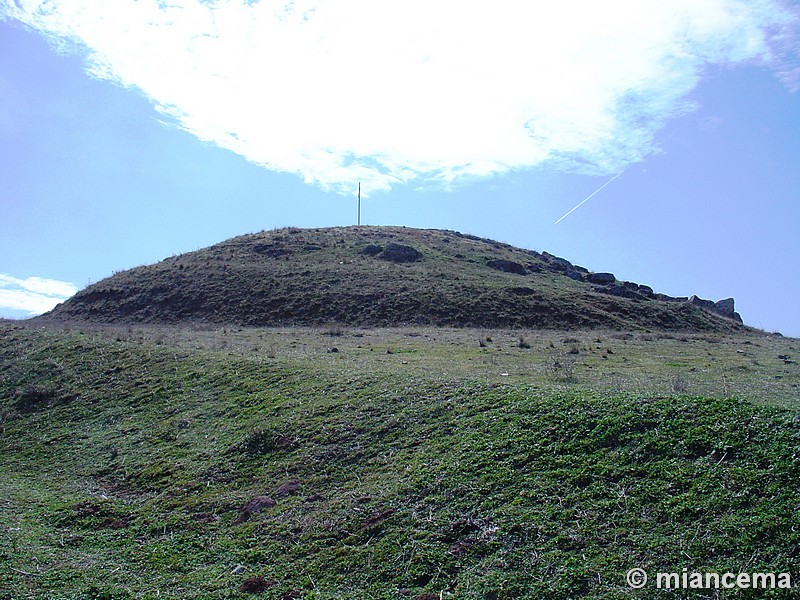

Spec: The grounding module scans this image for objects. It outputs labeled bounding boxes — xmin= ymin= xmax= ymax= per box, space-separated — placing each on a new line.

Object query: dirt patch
xmin=275 ymin=480 xmax=301 ymax=498
xmin=363 ymin=507 xmax=396 ymax=527
xmin=234 ymin=496 xmax=277 ymax=524
xmin=239 ymin=576 xmax=276 ymax=594
xmin=448 ymin=537 xmax=476 ymax=557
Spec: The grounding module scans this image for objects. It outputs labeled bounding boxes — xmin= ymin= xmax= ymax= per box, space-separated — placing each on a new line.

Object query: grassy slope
xmin=40 ymin=227 xmax=743 ymax=332
xmin=2 ymin=322 xmax=799 ymax=599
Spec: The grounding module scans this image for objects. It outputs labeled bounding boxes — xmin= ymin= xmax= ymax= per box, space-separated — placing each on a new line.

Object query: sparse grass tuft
xmin=545 ymin=351 xmax=579 ymax=382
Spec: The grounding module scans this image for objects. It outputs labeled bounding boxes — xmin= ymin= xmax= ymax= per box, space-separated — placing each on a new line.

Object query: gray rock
xmin=714 ymin=298 xmax=735 ymax=318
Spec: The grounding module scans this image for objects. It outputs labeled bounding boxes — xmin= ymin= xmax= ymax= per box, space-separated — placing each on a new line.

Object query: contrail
xmin=554 ymin=172 xmax=623 ymax=224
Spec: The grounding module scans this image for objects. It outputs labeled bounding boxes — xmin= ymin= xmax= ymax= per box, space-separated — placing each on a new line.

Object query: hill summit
xmin=41 ymin=226 xmax=744 ymax=331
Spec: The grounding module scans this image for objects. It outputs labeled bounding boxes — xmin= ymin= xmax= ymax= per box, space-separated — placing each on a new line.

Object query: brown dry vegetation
xmin=38 ymin=226 xmax=745 ymax=332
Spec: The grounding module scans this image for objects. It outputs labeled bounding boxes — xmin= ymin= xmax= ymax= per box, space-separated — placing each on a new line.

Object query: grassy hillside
xmin=2 ymin=321 xmax=798 ymax=599
xmin=39 ymin=227 xmax=744 ymax=332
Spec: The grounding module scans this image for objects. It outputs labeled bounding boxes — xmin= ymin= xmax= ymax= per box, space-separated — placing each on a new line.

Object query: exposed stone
xmin=714 ymin=298 xmax=735 ymax=318
xmin=586 ymin=272 xmax=616 ymax=285
xmin=689 ymin=295 xmax=742 ymax=323
xmin=547 ymin=258 xmax=574 ymax=272
xmin=487 ymin=259 xmax=527 ymax=275
xmin=565 ymin=270 xmax=584 ymax=282
xmin=595 ymin=285 xmax=643 ymax=300
xmin=637 ymin=284 xmax=654 ymax=298
xmin=689 ymin=295 xmax=715 ymax=311
xmin=657 ymin=294 xmax=684 ymax=302
xmin=379 ymin=243 xmax=420 ymax=263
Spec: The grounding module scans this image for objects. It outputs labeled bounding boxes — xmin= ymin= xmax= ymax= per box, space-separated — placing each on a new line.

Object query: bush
xmin=232 ymin=428 xmax=294 ymax=456
xmin=544 ymin=352 xmax=578 ymax=382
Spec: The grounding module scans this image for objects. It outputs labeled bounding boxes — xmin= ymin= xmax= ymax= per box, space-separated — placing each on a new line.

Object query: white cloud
xmin=0 ymin=274 xmax=79 ymax=315
xmin=2 ymin=0 xmax=797 ymax=194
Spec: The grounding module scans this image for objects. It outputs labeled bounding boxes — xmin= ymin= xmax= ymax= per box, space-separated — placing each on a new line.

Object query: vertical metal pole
xmin=358 ymin=182 xmax=361 ymax=226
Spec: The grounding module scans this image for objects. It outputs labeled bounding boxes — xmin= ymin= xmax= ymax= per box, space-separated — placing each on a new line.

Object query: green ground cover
xmin=1 ymin=322 xmax=799 ymax=599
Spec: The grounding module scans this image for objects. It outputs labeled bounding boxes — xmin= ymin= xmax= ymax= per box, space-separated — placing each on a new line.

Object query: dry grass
xmin=40 ymin=321 xmax=800 ymax=408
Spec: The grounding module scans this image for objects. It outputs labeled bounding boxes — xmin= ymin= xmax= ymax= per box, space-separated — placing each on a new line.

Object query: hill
xmin=1 ymin=322 xmax=798 ymax=599
xmin=39 ymin=226 xmax=745 ymax=331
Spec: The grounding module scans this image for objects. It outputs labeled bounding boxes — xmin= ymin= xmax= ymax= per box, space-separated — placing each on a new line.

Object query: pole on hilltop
xmin=357 ymin=182 xmax=361 ymax=226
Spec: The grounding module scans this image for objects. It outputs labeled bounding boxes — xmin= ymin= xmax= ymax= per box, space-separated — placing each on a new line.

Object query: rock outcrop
xmin=586 ymin=272 xmax=616 ymax=285
xmin=689 ymin=295 xmax=743 ymax=323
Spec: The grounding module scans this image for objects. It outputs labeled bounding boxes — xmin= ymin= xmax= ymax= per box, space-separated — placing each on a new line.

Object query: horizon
xmin=1 ymin=1 xmax=799 ymax=336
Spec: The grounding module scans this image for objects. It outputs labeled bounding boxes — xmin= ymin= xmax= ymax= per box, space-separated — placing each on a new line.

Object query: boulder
xmin=565 ymin=270 xmax=584 ymax=281
xmin=586 ymin=272 xmax=616 ymax=285
xmin=547 ymin=257 xmax=574 ymax=272
xmin=379 ymin=243 xmax=420 ymax=263
xmin=487 ymin=259 xmax=527 ymax=275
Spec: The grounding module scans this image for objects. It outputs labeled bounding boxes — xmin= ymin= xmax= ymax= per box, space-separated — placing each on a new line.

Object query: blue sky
xmin=1 ymin=1 xmax=799 ymax=336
